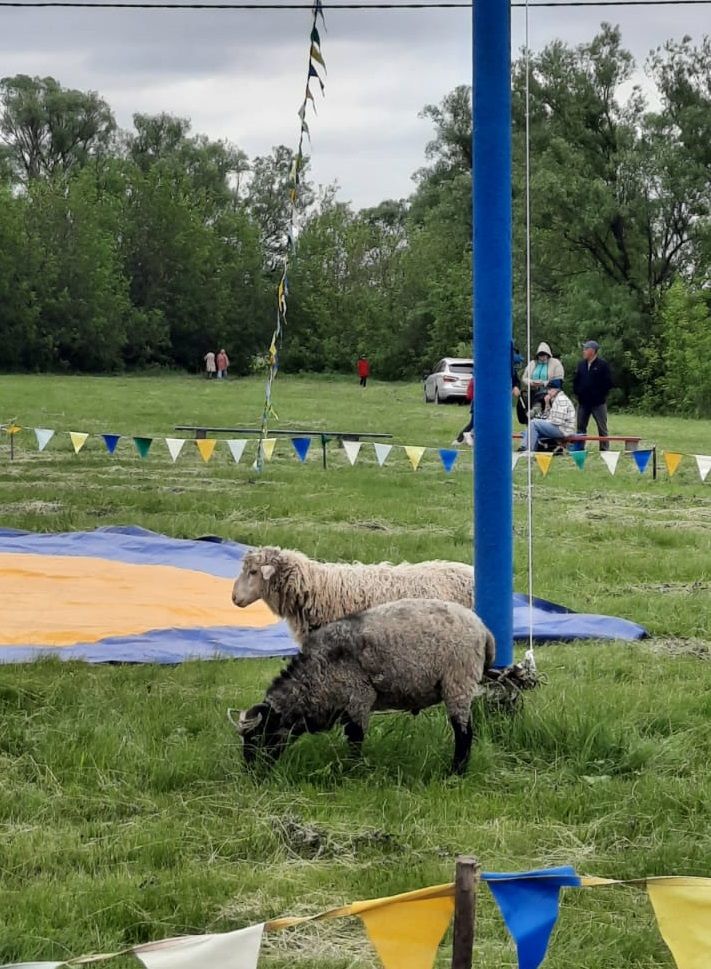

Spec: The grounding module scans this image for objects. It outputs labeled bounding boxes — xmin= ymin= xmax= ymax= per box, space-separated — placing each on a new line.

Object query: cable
xmin=2 ymin=1 xmax=711 ymax=8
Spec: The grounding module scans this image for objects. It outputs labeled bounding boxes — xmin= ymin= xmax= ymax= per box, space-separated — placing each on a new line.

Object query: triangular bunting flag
xmin=663 ymin=452 xmax=682 ymax=477
xmin=196 ymin=438 xmax=217 ymax=463
xmin=695 ymin=454 xmax=711 ymax=482
xmin=342 ymin=440 xmax=362 ymax=466
xmin=134 ymin=923 xmax=265 ymax=969
xmin=310 ymin=44 xmax=326 ymax=70
xmin=69 ymin=431 xmax=88 ymax=454
xmin=165 ymin=438 xmax=185 ymax=463
xmin=227 ymin=439 xmax=247 ymax=464
xmin=535 ymin=452 xmax=553 ymax=476
xmin=261 ymin=438 xmax=277 ymax=462
xmin=374 ymin=443 xmax=392 ymax=467
xmin=6 ymin=424 xmax=21 ymax=435
xmin=438 ymin=448 xmax=459 ymax=473
xmin=351 ymin=888 xmax=454 ymax=969
xmin=512 ymin=451 xmax=522 ymax=471
xmin=34 ymin=428 xmax=54 ymax=452
xmin=570 ymin=449 xmax=587 ymax=471
xmin=133 ymin=437 xmax=152 ymax=459
xmin=102 ymin=434 xmax=120 ymax=455
xmin=404 ymin=446 xmax=426 ymax=471
xmin=600 ymin=451 xmax=620 ymax=475
xmin=310 ymin=24 xmax=320 ymax=45
xmin=291 ymin=437 xmax=311 ymax=462
xmin=485 ymin=867 xmax=581 ymax=969
xmin=647 ymin=877 xmax=711 ymax=969
xmin=633 ymin=449 xmax=653 ymax=474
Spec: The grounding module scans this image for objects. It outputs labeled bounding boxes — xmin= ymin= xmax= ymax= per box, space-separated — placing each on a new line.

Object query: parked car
xmin=423 ymin=358 xmax=473 ymax=403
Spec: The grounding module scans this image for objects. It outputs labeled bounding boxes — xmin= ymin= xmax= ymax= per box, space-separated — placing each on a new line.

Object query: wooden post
xmin=451 ymin=854 xmax=480 ymax=969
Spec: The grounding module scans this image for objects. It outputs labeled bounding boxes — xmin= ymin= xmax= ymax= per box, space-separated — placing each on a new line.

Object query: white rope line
xmin=523 ymin=0 xmax=535 ymax=664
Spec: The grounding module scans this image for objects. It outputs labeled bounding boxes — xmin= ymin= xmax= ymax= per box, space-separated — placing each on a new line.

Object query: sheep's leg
xmin=449 ymin=714 xmax=473 ymax=775
xmin=343 ymin=719 xmax=365 ymax=749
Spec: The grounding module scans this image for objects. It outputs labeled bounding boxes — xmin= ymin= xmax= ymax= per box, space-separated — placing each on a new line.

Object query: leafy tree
xmin=0 ymin=75 xmax=115 ymax=183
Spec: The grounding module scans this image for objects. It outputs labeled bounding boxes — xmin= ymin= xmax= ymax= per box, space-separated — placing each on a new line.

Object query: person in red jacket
xmin=455 ymin=378 xmax=474 ymax=444
xmin=357 ymin=355 xmax=370 ymax=387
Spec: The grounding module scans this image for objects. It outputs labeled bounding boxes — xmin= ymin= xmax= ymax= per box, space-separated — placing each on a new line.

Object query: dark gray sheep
xmin=229 ymin=598 xmax=495 ymax=775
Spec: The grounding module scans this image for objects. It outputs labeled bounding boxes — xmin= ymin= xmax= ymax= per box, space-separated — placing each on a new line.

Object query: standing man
xmin=216 ymin=348 xmax=230 ymax=380
xmin=357 ymin=354 xmax=370 ymax=388
xmin=573 ymin=340 xmax=613 ymax=451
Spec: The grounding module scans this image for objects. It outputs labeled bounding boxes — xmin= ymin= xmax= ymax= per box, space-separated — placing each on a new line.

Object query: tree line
xmin=1 ymin=25 xmax=710 ymax=414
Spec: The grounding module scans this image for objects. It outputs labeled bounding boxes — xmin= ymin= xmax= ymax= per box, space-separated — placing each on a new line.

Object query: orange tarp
xmin=0 ymin=553 xmax=277 ymax=647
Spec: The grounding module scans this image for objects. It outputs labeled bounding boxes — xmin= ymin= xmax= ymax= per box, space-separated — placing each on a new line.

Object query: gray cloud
xmin=0 ymin=2 xmax=707 ymax=207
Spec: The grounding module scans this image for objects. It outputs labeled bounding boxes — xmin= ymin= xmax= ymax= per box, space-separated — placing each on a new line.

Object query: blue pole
xmin=472 ymin=0 xmax=513 ymax=666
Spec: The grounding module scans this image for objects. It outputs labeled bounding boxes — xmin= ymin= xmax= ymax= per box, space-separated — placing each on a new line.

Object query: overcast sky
xmin=0 ymin=1 xmax=707 ymax=208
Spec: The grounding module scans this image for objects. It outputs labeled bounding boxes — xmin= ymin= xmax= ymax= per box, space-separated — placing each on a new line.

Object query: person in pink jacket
xmin=216 ymin=349 xmax=230 ymax=379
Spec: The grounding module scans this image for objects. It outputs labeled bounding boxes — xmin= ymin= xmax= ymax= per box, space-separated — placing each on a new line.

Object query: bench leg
xmin=322 ymin=435 xmax=327 ymax=470
xmin=196 ymin=429 xmax=207 ymax=440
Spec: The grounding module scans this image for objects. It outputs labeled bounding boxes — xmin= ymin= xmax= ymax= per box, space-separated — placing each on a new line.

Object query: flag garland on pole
xmin=253 ymin=0 xmax=326 ymax=473
xmin=4 ymin=869 xmax=711 ymax=969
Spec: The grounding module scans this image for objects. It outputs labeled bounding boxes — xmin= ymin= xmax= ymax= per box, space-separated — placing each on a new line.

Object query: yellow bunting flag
xmin=70 ymin=431 xmax=89 ymax=454
xmin=647 ymin=877 xmax=711 ymax=969
xmin=535 ymin=452 xmax=553 ymax=476
xmin=664 ymin=452 xmax=683 ymax=477
xmin=261 ymin=438 xmax=277 ymax=462
xmin=353 ymin=886 xmax=455 ymax=969
xmin=310 ymin=44 xmax=326 ymax=69
xmin=404 ymin=446 xmax=426 ymax=471
xmin=195 ymin=439 xmax=217 ymax=463
xmin=6 ymin=424 xmax=21 ymax=435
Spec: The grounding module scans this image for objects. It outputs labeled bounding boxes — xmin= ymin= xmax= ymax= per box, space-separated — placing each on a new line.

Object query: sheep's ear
xmin=227 ymin=708 xmax=263 ymax=734
xmin=260 ymin=564 xmax=276 ymax=581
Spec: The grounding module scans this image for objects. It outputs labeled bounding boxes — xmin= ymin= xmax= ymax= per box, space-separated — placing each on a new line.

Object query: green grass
xmin=1 ymin=373 xmax=711 ymax=968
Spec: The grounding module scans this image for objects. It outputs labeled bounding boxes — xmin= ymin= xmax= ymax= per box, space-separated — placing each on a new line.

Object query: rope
xmin=3 ymin=1 xmax=711 ymax=8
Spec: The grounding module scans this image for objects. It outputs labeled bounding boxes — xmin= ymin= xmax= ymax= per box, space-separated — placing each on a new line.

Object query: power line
xmin=2 ymin=0 xmax=711 ymax=8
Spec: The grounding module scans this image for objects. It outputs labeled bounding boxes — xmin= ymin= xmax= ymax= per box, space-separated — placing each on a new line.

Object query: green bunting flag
xmin=133 ymin=437 xmax=152 ymax=459
xmin=570 ymin=449 xmax=587 ymax=470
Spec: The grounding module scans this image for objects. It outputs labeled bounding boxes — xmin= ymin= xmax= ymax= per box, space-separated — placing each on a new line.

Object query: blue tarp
xmin=0 ymin=526 xmax=647 ymax=664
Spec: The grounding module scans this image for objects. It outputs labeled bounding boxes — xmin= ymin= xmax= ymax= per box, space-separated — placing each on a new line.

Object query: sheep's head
xmin=232 ymin=547 xmax=282 ymax=608
xmin=228 ymin=702 xmax=289 ymax=767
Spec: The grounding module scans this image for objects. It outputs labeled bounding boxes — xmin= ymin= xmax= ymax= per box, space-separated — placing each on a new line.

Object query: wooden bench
xmin=174 ymin=426 xmax=393 ymax=469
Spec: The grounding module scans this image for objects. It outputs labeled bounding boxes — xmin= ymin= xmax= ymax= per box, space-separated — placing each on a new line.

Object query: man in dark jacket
xmin=573 ymin=340 xmax=613 ymax=451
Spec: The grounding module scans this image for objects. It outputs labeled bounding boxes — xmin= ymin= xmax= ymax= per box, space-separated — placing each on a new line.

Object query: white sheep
xmin=230 ymin=598 xmax=495 ymax=775
xmin=232 ymin=546 xmax=474 ymax=645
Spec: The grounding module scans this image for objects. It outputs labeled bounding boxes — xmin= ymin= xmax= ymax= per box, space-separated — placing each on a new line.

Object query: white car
xmin=423 ymin=358 xmax=473 ymax=404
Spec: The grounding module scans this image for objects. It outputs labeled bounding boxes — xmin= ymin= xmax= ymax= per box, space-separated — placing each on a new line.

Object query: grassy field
xmin=1 ymin=373 xmax=711 ymax=968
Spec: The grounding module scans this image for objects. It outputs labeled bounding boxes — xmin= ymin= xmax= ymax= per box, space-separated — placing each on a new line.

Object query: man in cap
xmin=573 ymin=341 xmax=613 ymax=451
xmin=518 ymin=380 xmax=576 ymax=452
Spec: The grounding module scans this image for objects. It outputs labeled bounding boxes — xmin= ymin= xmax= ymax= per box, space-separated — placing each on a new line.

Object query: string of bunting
xmin=3 ymin=867 xmax=710 ymax=969
xmin=3 ymin=426 xmax=711 ymax=479
xmin=253 ymin=0 xmax=326 ymax=473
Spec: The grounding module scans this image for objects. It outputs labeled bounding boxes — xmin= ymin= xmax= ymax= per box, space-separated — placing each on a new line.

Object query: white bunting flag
xmin=342 ymin=440 xmax=362 ymax=466
xmin=34 ymin=428 xmax=55 ymax=452
xmin=512 ymin=452 xmax=521 ymax=471
xmin=695 ymin=454 xmax=711 ymax=483
xmin=600 ymin=451 xmax=620 ymax=476
xmin=134 ymin=924 xmax=264 ymax=969
xmin=164 ymin=438 xmax=186 ymax=463
xmin=373 ymin=443 xmax=392 ymax=467
xmin=227 ymin=439 xmax=248 ymax=464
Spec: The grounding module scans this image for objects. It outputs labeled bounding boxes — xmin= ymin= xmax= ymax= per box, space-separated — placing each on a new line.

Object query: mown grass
xmin=1 ymin=373 xmax=711 ymax=968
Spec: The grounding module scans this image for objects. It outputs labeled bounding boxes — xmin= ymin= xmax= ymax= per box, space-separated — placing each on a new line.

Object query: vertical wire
xmin=524 ymin=0 xmax=535 ymax=661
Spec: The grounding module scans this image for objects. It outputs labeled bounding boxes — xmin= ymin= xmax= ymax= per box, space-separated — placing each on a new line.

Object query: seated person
xmin=455 ymin=378 xmax=474 ymax=444
xmin=518 ymin=381 xmax=576 ymax=452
